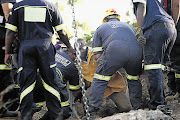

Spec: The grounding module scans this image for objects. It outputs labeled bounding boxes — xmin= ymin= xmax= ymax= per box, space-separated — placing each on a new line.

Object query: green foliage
xmin=83 ymin=31 xmax=94 ymax=47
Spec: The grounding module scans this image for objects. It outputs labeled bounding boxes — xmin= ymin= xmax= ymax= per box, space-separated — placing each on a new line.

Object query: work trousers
xmin=167 ymin=30 xmax=180 ymax=93
xmin=143 ymin=22 xmax=177 ymax=110
xmin=17 ymin=40 xmax=63 ymax=120
xmin=89 ymin=40 xmax=143 ymax=111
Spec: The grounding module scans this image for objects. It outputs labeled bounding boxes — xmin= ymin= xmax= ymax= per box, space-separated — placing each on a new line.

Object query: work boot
xmin=82 ymin=106 xmax=99 ymax=120
xmin=0 ymin=110 xmax=18 ymax=118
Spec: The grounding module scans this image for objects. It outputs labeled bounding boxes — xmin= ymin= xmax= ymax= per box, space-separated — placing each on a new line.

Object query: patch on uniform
xmin=55 ymin=54 xmax=71 ymax=67
xmin=24 ymin=7 xmax=46 ymax=22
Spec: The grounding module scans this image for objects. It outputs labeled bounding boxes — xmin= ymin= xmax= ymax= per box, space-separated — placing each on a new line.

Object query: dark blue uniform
xmin=133 ymin=0 xmax=177 ymax=110
xmin=89 ymin=19 xmax=143 ymax=110
xmin=5 ymin=0 xmax=68 ymax=119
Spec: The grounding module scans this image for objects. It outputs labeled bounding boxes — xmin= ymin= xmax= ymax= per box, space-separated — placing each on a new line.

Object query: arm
xmin=4 ymin=29 xmax=16 ymax=67
xmin=136 ymin=3 xmax=146 ymax=27
xmin=1 ymin=2 xmax=13 ymax=21
xmin=171 ymin=0 xmax=180 ymax=24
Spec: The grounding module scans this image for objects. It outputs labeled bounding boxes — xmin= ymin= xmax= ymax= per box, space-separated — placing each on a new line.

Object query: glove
xmin=135 ymin=27 xmax=146 ymax=45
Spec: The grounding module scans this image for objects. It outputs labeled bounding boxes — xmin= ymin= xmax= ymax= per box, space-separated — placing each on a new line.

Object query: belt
xmin=153 ymin=22 xmax=175 ymax=28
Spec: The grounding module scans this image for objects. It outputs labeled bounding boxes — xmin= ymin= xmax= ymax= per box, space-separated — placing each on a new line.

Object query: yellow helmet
xmin=103 ymin=9 xmax=120 ymax=23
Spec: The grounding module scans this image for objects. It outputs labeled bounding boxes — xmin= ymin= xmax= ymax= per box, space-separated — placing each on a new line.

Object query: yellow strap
xmin=69 ymin=85 xmax=80 ymax=90
xmin=41 ymin=78 xmax=61 ymax=101
xmin=175 ymin=73 xmax=180 ymax=79
xmin=61 ymin=101 xmax=69 ymax=107
xmin=0 ymin=64 xmax=12 ymax=70
xmin=126 ymin=73 xmax=138 ymax=80
xmin=5 ymin=23 xmax=17 ymax=32
xmin=17 ymin=67 xmax=23 ymax=73
xmin=20 ymin=81 xmax=36 ymax=103
xmin=36 ymin=101 xmax=46 ymax=107
xmin=50 ymin=63 xmax=56 ymax=68
xmin=92 ymin=47 xmax=103 ymax=52
xmin=144 ymin=64 xmax=164 ymax=70
xmin=94 ymin=73 xmax=111 ymax=81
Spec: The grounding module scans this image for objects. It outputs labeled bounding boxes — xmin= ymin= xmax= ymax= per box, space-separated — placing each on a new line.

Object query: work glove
xmin=135 ymin=27 xmax=146 ymax=45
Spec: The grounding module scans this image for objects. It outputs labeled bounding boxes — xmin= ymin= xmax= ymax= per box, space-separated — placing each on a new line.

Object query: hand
xmin=68 ymin=47 xmax=76 ymax=61
xmin=4 ymin=54 xmax=12 ymax=67
xmin=135 ymin=27 xmax=146 ymax=45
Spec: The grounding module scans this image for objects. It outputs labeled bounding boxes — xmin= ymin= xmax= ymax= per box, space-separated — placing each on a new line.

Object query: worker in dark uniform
xmin=83 ymin=9 xmax=143 ymax=119
xmin=4 ymin=0 xmax=75 ymax=120
xmin=161 ymin=0 xmax=180 ymax=100
xmin=0 ymin=0 xmax=18 ymax=118
xmin=37 ymin=42 xmax=82 ymax=120
xmin=132 ymin=0 xmax=177 ymax=110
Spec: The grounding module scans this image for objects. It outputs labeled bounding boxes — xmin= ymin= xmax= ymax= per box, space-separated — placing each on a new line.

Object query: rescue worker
xmin=36 ymin=42 xmax=82 ymax=120
xmin=83 ymin=9 xmax=143 ymax=119
xmin=4 ymin=0 xmax=75 ymax=119
xmin=132 ymin=0 xmax=177 ymax=110
xmin=0 ymin=0 xmax=18 ymax=118
xmin=161 ymin=0 xmax=180 ymax=101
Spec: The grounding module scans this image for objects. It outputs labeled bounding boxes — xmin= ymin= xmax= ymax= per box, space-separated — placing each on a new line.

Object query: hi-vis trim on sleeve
xmin=0 ymin=64 xmax=12 ymax=70
xmin=54 ymin=24 xmax=72 ymax=38
xmin=175 ymin=73 xmax=180 ymax=79
xmin=126 ymin=73 xmax=138 ymax=80
xmin=133 ymin=0 xmax=146 ymax=4
xmin=69 ymin=85 xmax=80 ymax=90
xmin=94 ymin=73 xmax=111 ymax=81
xmin=50 ymin=63 xmax=56 ymax=68
xmin=17 ymin=67 xmax=23 ymax=73
xmin=92 ymin=47 xmax=103 ymax=52
xmin=144 ymin=64 xmax=164 ymax=70
xmin=5 ymin=23 xmax=17 ymax=32
xmin=41 ymin=78 xmax=61 ymax=101
xmin=55 ymin=24 xmax=65 ymax=31
xmin=61 ymin=101 xmax=69 ymax=107
xmin=20 ymin=81 xmax=36 ymax=103
xmin=36 ymin=101 xmax=46 ymax=107
xmin=56 ymin=68 xmax=63 ymax=81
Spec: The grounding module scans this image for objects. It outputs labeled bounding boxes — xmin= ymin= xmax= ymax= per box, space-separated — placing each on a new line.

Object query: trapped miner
xmin=4 ymin=0 xmax=75 ymax=120
xmin=82 ymin=8 xmax=143 ymax=119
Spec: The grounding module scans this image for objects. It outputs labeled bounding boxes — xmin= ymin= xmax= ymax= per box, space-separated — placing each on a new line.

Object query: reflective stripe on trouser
xmin=126 ymin=73 xmax=142 ymax=110
xmin=18 ymin=40 xmax=63 ymax=120
xmin=143 ymin=25 xmax=176 ymax=109
xmin=175 ymin=73 xmax=180 ymax=93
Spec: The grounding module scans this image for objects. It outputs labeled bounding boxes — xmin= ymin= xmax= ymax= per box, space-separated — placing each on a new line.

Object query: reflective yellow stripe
xmin=94 ymin=73 xmax=111 ymax=81
xmin=41 ymin=78 xmax=60 ymax=101
xmin=20 ymin=81 xmax=36 ymax=103
xmin=126 ymin=73 xmax=138 ymax=80
xmin=55 ymin=24 xmax=65 ymax=31
xmin=69 ymin=85 xmax=80 ymax=90
xmin=0 ymin=64 xmax=12 ymax=70
xmin=161 ymin=65 xmax=165 ymax=71
xmin=144 ymin=64 xmax=164 ymax=70
xmin=50 ymin=63 xmax=56 ymax=68
xmin=17 ymin=67 xmax=23 ymax=73
xmin=61 ymin=101 xmax=69 ymax=107
xmin=175 ymin=73 xmax=180 ymax=79
xmin=92 ymin=47 xmax=103 ymax=52
xmin=5 ymin=23 xmax=17 ymax=32
xmin=56 ymin=68 xmax=63 ymax=81
xmin=15 ymin=84 xmax=20 ymax=88
xmin=14 ymin=5 xmax=54 ymax=12
xmin=36 ymin=101 xmax=46 ymax=107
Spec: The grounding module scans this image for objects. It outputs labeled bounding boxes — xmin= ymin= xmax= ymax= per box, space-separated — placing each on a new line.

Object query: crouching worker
xmin=4 ymin=0 xmax=75 ymax=119
xmin=81 ymin=51 xmax=133 ymax=117
xmin=82 ymin=8 xmax=143 ymax=119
